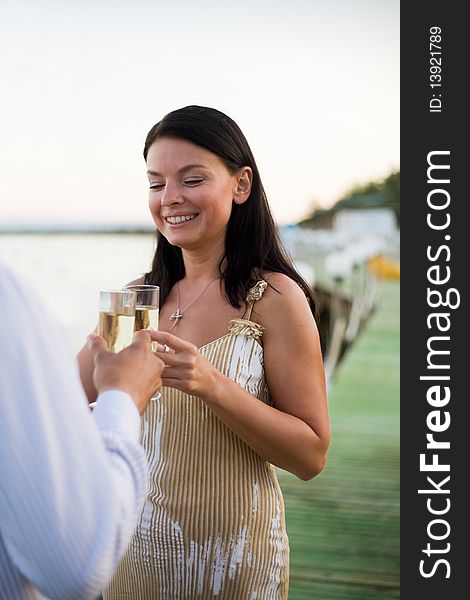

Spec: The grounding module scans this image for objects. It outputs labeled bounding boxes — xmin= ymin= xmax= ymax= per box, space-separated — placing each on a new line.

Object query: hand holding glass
xmin=89 ymin=289 xmax=137 ymax=411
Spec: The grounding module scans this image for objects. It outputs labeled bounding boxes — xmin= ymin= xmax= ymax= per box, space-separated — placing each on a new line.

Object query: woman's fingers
xmin=153 ymin=342 xmax=175 ymax=354
xmin=161 ymin=376 xmax=195 ymax=394
xmin=151 ymin=330 xmax=197 ymax=353
xmin=151 ymin=331 xmax=211 ymax=397
xmin=156 ymin=352 xmax=182 ymax=367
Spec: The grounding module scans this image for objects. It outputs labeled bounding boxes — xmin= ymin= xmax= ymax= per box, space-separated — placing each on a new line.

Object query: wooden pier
xmin=278 ymin=281 xmax=400 ymax=599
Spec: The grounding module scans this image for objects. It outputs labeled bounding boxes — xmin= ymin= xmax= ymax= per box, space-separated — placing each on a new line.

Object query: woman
xmin=78 ymin=105 xmax=330 ymax=599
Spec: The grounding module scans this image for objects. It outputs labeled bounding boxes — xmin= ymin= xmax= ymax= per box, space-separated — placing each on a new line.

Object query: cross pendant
xmin=169 ymin=309 xmax=183 ymax=325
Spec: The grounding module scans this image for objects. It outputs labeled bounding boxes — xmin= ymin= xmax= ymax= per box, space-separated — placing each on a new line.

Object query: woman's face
xmin=147 ymin=137 xmax=244 ymax=251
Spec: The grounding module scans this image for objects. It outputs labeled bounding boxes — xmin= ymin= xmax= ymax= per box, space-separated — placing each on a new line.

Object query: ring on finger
xmin=163 ymin=344 xmax=171 ymax=353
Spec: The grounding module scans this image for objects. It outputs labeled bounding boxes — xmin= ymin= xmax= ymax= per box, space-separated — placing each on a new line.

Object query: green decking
xmin=278 ymin=281 xmax=400 ymax=599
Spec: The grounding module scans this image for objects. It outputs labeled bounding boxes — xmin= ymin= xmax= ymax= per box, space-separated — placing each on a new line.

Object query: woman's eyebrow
xmin=147 ymin=164 xmax=210 ymax=177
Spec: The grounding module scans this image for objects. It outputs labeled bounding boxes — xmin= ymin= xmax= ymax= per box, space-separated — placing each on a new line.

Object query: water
xmin=0 ymin=233 xmax=156 ymax=352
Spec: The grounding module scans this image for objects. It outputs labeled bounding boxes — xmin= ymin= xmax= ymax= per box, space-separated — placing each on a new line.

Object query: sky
xmin=0 ymin=0 xmax=399 ymax=227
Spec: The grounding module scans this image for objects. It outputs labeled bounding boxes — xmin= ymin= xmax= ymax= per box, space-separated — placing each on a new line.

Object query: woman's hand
xmin=153 ymin=331 xmax=220 ymax=399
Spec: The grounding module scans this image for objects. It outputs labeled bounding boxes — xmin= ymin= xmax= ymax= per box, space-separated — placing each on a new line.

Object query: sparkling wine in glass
xmin=89 ymin=289 xmax=136 ymax=411
xmin=125 ymin=284 xmax=161 ymax=401
xmin=98 ymin=289 xmax=136 ymax=352
xmin=124 ymin=285 xmax=160 ymax=339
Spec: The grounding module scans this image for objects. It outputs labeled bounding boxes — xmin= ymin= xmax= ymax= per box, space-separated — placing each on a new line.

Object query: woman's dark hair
xmin=144 ymin=105 xmax=318 ymax=320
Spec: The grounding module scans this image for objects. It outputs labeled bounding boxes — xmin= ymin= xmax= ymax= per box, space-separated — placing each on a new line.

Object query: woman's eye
xmin=184 ymin=178 xmax=204 ymax=186
xmin=149 ymin=183 xmax=165 ymax=191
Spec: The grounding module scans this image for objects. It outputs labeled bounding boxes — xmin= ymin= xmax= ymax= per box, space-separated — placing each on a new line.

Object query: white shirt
xmin=0 ymin=262 xmax=147 ymax=599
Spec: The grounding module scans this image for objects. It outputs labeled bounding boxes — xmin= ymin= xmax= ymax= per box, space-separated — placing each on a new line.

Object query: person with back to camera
xmin=78 ymin=105 xmax=330 ymax=599
xmin=0 ymin=260 xmax=165 ymax=600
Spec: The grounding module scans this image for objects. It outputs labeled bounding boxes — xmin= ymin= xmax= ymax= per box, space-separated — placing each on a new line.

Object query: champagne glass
xmin=124 ymin=285 xmax=160 ymax=339
xmin=125 ymin=284 xmax=161 ymax=400
xmin=98 ymin=289 xmax=137 ymax=352
xmin=89 ymin=289 xmax=136 ymax=411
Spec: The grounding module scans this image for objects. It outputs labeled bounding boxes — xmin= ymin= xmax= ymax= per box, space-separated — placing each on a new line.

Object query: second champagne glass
xmin=125 ymin=284 xmax=161 ymax=401
xmin=124 ymin=284 xmax=160 ymax=339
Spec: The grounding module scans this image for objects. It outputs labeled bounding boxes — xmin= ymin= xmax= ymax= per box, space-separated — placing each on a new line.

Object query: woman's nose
xmin=161 ymin=182 xmax=184 ymax=206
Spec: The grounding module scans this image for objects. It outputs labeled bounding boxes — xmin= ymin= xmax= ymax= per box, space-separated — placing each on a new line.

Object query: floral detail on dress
xmin=246 ymin=280 xmax=268 ymax=304
xmin=225 ymin=281 xmax=268 ymax=340
xmin=228 ymin=319 xmax=265 ymax=339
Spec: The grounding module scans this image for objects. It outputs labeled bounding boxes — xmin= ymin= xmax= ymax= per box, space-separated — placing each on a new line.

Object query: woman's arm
xmin=154 ymin=274 xmax=330 ymax=481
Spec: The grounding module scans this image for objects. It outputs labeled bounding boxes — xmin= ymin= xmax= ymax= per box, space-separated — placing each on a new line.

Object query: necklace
xmin=169 ymin=277 xmax=219 ymax=329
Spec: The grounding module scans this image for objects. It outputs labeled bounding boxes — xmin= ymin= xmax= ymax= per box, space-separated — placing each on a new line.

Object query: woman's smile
xmin=163 ymin=212 xmax=199 ymax=226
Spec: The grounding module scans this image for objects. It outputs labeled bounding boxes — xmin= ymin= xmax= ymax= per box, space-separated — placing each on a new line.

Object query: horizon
xmin=0 ymin=164 xmax=400 ymax=231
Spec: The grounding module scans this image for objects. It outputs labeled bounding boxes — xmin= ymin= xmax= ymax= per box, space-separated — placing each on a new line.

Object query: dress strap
xmin=245 ymin=280 xmax=268 ymax=320
xmin=226 ymin=280 xmax=268 ymax=341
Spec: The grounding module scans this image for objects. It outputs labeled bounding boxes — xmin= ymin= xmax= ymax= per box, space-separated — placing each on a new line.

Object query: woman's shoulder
xmin=255 ymin=272 xmax=311 ymax=314
xmin=261 ymin=272 xmax=308 ymax=300
xmin=253 ymin=272 xmax=317 ymax=334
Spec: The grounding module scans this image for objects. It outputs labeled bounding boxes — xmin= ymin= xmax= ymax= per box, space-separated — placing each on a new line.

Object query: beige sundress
xmin=104 ymin=280 xmax=290 ymax=599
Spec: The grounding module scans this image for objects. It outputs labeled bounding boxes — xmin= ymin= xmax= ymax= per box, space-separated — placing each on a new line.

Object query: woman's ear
xmin=233 ymin=167 xmax=253 ymax=204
